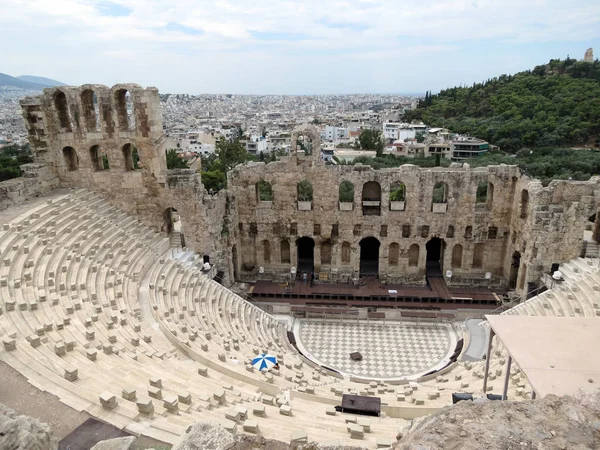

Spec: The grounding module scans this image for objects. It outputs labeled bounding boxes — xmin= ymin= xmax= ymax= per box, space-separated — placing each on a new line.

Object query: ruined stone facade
xmin=11 ymin=84 xmax=600 ymax=296
xmin=229 ymin=126 xmax=600 ymax=293
xmin=18 ymin=84 xmax=228 ymax=272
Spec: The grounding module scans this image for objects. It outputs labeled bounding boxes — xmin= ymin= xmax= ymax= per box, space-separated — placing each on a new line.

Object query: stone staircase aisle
xmin=169 ymin=231 xmax=182 ymax=248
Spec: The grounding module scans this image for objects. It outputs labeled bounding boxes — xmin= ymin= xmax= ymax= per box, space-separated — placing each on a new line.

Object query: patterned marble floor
xmin=296 ymin=320 xmax=452 ymax=379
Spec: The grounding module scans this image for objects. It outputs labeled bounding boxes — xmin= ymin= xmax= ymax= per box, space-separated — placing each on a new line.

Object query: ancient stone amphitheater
xmin=2 ymin=83 xmax=600 ymax=448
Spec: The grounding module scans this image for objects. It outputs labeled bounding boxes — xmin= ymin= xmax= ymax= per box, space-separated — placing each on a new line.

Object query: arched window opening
xmin=297 ymin=180 xmax=313 ymax=210
xmin=476 ymin=181 xmax=488 ymax=203
xmin=54 ymin=91 xmax=72 ymax=131
xmin=262 ymin=240 xmax=271 ymax=264
xmin=408 ymin=244 xmax=420 ymax=267
xmin=90 ymin=145 xmax=109 ymax=171
xmin=362 ymin=181 xmax=381 ymax=216
xmin=341 ymin=242 xmax=351 ymax=264
xmin=390 ymin=181 xmax=406 ymax=210
xmin=321 ymin=241 xmax=332 ymax=265
xmin=389 ymin=243 xmax=399 ymax=266
xmin=296 ymin=134 xmax=313 ymax=155
xmin=464 ymin=226 xmax=473 ymax=239
xmin=359 ymin=237 xmax=380 ymax=277
xmin=451 ymin=244 xmax=463 ymax=268
xmin=62 ymin=146 xmax=78 ymax=171
xmin=339 ymin=180 xmax=354 ymax=204
xmin=432 ymin=182 xmax=448 ymax=203
xmin=432 ymin=182 xmax=448 ymax=212
xmin=81 ymin=89 xmax=100 ymax=132
xmin=280 ymin=240 xmax=290 ymax=264
xmin=115 ymin=89 xmax=135 ymax=130
xmin=122 ymin=143 xmax=139 ymax=171
xmin=520 ymin=189 xmax=529 ymax=219
xmin=472 ymin=243 xmax=484 ymax=269
xmin=446 ymin=225 xmax=455 ymax=238
xmin=256 ymin=180 xmax=273 ymax=202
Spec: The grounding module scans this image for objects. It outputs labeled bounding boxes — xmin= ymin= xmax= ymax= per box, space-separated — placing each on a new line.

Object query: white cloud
xmin=1 ymin=0 xmax=599 ymax=93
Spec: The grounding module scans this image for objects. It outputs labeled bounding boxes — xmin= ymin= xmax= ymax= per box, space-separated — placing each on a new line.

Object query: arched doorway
xmin=590 ymin=213 xmax=600 ymax=242
xmin=163 ymin=207 xmax=184 ymax=247
xmin=509 ymin=251 xmax=521 ymax=289
xmin=297 ymin=237 xmax=315 ymax=273
xmin=232 ymin=245 xmax=239 ymax=281
xmin=359 ymin=237 xmax=380 ymax=277
xmin=426 ymin=237 xmax=445 ymax=276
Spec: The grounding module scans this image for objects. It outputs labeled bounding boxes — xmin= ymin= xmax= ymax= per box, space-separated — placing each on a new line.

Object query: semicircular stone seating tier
xmin=2 ymin=189 xmax=596 ymax=446
xmin=419 ymin=256 xmax=600 ymax=398
xmin=0 ymin=189 xmax=449 ymax=448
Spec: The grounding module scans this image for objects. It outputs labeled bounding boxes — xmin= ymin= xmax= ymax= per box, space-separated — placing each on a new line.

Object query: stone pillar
xmin=314 ymin=244 xmax=321 ymax=273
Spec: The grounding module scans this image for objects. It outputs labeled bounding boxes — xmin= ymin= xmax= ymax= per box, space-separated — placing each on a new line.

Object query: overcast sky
xmin=1 ymin=0 xmax=599 ymax=95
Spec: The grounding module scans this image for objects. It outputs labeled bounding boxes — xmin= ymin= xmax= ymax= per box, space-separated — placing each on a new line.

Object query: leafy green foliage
xmin=469 ymin=148 xmax=600 ymax=185
xmin=432 ymin=182 xmax=447 ymax=203
xmin=200 ymin=138 xmax=255 ymax=192
xmin=405 ymin=58 xmax=600 ymax=151
xmin=201 ymin=170 xmax=226 ymax=192
xmin=358 ymin=129 xmax=384 ymax=155
xmin=257 ymin=180 xmax=273 ymax=201
xmin=476 ymin=181 xmax=488 ymax=202
xmin=352 ymin=154 xmax=452 ymax=170
xmin=390 ymin=182 xmax=406 ymax=201
xmin=0 ymin=144 xmax=33 ymax=182
xmin=102 ymin=154 xmax=109 ymax=170
xmin=165 ymin=149 xmax=189 ymax=169
xmin=351 ymin=147 xmax=600 ymax=186
xmin=297 ymin=180 xmax=313 ymax=201
xmin=338 ymin=180 xmax=354 ymax=202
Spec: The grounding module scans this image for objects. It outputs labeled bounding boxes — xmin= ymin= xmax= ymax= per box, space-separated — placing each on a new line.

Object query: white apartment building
xmin=383 ymin=122 xmax=401 ymax=140
xmin=246 ymin=136 xmax=268 ymax=155
xmin=323 ymin=125 xmax=348 ymax=141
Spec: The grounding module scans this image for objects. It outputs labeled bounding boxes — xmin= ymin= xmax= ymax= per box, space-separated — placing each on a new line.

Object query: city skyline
xmin=1 ymin=0 xmax=600 ymax=95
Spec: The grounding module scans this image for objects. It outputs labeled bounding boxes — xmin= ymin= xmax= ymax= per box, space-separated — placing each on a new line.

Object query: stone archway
xmin=426 ymin=237 xmax=445 ymax=276
xmin=290 ymin=124 xmax=321 ymax=162
xmin=359 ymin=237 xmax=380 ymax=277
xmin=509 ymin=251 xmax=521 ymax=289
xmin=296 ymin=237 xmax=315 ymax=273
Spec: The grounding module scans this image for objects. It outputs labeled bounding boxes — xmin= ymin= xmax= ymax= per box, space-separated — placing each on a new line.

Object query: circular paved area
xmin=296 ymin=320 xmax=453 ymax=379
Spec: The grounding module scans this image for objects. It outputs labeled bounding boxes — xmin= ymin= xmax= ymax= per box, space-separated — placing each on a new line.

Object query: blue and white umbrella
xmin=251 ymin=353 xmax=277 ymax=371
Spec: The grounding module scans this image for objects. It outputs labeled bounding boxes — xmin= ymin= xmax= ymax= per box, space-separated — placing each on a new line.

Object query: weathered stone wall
xmin=19 ymin=88 xmax=600 ymax=296
xmin=508 ymin=177 xmax=600 ymax=292
xmin=19 ymin=85 xmax=229 ymax=272
xmin=229 ymin=135 xmax=600 ymax=296
xmin=0 ymin=163 xmax=60 ymax=211
xmin=229 ymin=159 xmax=518 ymax=287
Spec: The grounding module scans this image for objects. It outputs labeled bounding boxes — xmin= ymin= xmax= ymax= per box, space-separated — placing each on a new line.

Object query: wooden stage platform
xmin=249 ymin=276 xmax=503 ymax=309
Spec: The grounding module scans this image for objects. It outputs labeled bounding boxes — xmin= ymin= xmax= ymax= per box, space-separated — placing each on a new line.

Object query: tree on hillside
xmin=165 ymin=149 xmax=189 ymax=169
xmin=358 ymin=129 xmax=384 ymax=156
xmin=200 ymin=139 xmax=254 ymax=193
xmin=405 ymin=57 xmax=600 ymax=151
xmin=215 ymin=138 xmax=251 ymax=172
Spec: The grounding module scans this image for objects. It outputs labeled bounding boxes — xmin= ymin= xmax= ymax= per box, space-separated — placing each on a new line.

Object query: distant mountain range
xmin=0 ymin=73 xmax=66 ymax=90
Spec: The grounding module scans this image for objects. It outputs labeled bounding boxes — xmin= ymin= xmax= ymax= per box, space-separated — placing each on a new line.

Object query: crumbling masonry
xmin=7 ymin=83 xmax=600 ymax=296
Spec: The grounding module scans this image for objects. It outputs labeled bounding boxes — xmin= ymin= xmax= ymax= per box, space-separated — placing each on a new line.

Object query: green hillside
xmin=405 ymin=57 xmax=600 ymax=151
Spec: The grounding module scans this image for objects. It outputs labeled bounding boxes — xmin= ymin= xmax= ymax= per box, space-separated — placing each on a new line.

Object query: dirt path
xmin=0 ymin=360 xmax=170 ymax=448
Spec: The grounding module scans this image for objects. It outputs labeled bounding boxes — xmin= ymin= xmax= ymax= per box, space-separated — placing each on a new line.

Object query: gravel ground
xmin=0 ymin=360 xmax=170 ymax=449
